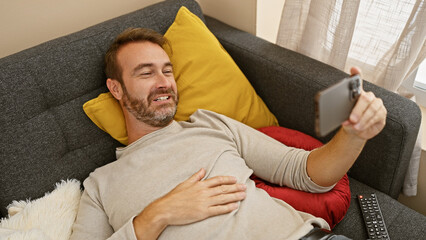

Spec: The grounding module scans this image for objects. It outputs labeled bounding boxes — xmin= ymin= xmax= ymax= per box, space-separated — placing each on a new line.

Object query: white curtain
xmin=277 ymin=0 xmax=426 ymax=93
xmin=276 ymin=0 xmax=426 ymax=196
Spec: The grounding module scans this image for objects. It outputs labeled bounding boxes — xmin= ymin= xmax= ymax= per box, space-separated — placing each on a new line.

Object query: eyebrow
xmin=132 ymin=63 xmax=152 ymax=76
xmin=132 ymin=62 xmax=173 ymax=76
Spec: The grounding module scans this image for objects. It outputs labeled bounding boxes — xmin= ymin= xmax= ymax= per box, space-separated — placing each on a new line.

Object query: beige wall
xmin=256 ymin=0 xmax=285 ymax=43
xmin=0 ymin=0 xmax=163 ymax=58
xmin=0 ymin=0 xmax=256 ymax=59
xmin=196 ymin=0 xmax=256 ymax=35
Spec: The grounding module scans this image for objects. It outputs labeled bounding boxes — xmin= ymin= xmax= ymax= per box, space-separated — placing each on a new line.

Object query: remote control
xmin=358 ymin=193 xmax=390 ymax=239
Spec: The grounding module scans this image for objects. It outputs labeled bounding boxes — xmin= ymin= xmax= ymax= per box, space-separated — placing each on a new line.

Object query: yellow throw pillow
xmin=83 ymin=93 xmax=127 ymax=145
xmin=83 ymin=6 xmax=279 ymax=145
xmin=164 ymin=7 xmax=278 ymax=127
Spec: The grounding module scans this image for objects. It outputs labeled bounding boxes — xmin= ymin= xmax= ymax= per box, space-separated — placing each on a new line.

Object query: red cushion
xmin=252 ymin=126 xmax=351 ymax=228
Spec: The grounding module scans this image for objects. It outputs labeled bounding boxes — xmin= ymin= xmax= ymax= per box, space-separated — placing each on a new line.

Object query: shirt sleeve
xmin=190 ymin=109 xmax=334 ymax=193
xmin=69 ymin=177 xmax=138 ymax=240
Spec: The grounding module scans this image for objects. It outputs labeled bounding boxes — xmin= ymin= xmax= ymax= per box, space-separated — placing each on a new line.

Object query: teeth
xmin=155 ymin=96 xmax=169 ymax=101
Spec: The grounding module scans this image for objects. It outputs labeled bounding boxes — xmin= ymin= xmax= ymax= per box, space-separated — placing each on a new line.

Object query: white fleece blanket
xmin=0 ymin=179 xmax=81 ymax=240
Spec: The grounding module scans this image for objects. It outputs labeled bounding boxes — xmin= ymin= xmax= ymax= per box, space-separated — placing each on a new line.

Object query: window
xmin=413 ymin=59 xmax=426 ymax=91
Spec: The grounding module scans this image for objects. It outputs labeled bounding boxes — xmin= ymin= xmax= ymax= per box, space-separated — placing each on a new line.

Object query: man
xmin=70 ymin=28 xmax=387 ymax=240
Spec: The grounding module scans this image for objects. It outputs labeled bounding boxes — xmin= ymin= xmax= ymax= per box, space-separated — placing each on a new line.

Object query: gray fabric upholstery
xmin=0 ymin=0 xmax=424 ymax=239
xmin=334 ymin=178 xmax=426 ymax=239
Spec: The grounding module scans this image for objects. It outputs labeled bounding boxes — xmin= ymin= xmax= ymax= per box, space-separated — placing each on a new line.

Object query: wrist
xmin=340 ymin=126 xmax=367 ymax=144
xmin=133 ymin=203 xmax=168 ymax=240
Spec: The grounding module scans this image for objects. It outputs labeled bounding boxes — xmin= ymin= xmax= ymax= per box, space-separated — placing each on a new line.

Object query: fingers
xmin=355 ymin=97 xmax=385 ymax=131
xmin=205 ymin=178 xmax=246 ymax=211
xmin=185 ymin=170 xmax=247 ymax=199
xmin=208 ymin=202 xmax=240 ymax=216
xmin=198 ymin=174 xmax=246 ymax=207
xmin=187 ymin=169 xmax=238 ymax=187
xmin=158 ymin=171 xmax=247 ymax=226
xmin=349 ymin=91 xmax=375 ymax=125
xmin=203 ymin=175 xmax=238 ymax=188
xmin=345 ymin=66 xmax=387 ymax=140
xmin=184 ymin=170 xmax=245 ymax=197
xmin=206 ymin=190 xmax=247 ymax=217
xmin=201 ymin=175 xmax=246 ymax=197
xmin=350 ymin=92 xmax=384 ymax=131
xmin=345 ymin=89 xmax=387 ymax=139
xmin=210 ymin=191 xmax=246 ymax=206
xmin=211 ymin=183 xmax=247 ymax=196
xmin=187 ymin=168 xmax=206 ymax=183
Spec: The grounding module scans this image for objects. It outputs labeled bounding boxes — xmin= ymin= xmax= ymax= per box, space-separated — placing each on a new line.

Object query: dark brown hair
xmin=104 ymin=28 xmax=169 ymax=84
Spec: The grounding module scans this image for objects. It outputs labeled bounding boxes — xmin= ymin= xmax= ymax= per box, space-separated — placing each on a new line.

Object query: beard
xmin=122 ymin=86 xmax=178 ymax=128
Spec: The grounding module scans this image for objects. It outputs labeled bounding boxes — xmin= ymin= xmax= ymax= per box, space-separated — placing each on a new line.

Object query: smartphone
xmin=315 ymin=75 xmax=362 ymax=137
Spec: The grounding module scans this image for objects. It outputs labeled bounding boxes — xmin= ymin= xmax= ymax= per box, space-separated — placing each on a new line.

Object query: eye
xmin=140 ymin=72 xmax=152 ymax=76
xmin=163 ymin=69 xmax=173 ymax=75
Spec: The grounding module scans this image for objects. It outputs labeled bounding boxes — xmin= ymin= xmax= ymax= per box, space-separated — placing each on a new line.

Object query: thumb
xmin=187 ymin=168 xmax=206 ymax=183
xmin=350 ymin=66 xmax=364 ymax=92
xmin=350 ymin=66 xmax=361 ymax=76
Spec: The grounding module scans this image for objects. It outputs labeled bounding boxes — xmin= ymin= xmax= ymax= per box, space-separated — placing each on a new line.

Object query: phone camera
xmin=350 ymin=78 xmax=361 ymax=100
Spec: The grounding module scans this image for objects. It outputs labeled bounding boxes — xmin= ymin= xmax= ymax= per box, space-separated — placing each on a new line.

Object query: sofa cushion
xmin=253 ymin=126 xmax=351 ymax=228
xmin=83 ymin=6 xmax=279 ymax=145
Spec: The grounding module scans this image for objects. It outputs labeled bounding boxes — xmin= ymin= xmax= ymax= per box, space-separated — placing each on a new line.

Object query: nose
xmin=155 ymin=72 xmax=172 ymax=89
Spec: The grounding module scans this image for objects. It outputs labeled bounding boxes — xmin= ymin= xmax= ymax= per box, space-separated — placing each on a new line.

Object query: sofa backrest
xmin=0 ymin=0 xmax=204 ymax=218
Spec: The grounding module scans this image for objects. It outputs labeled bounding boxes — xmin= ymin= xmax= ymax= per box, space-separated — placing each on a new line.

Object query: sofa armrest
xmin=205 ymin=16 xmax=421 ymax=199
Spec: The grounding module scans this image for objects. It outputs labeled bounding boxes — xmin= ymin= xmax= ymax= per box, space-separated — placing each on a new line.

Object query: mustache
xmin=147 ymin=88 xmax=177 ymax=102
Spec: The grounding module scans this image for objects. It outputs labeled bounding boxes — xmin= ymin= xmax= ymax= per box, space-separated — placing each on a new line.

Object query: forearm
xmin=307 ymin=128 xmax=366 ymax=187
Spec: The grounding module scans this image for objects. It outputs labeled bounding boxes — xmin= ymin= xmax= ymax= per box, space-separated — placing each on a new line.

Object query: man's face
xmin=116 ymin=41 xmax=178 ymax=127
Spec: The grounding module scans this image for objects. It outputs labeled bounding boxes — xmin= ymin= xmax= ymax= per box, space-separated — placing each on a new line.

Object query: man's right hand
xmin=133 ymin=168 xmax=247 ymax=240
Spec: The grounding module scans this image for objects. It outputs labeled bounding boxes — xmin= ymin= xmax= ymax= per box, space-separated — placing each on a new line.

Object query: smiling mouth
xmin=154 ymin=96 xmax=170 ymax=102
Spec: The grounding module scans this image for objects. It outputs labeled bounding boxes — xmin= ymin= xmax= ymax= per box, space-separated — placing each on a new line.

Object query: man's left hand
xmin=342 ymin=67 xmax=387 ymax=140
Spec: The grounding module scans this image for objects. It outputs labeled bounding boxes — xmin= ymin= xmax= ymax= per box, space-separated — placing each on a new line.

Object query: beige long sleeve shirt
xmin=70 ymin=109 xmax=331 ymax=240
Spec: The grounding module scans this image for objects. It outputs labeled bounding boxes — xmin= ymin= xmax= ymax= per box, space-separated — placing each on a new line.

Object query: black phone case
xmin=315 ymin=75 xmax=361 ymax=137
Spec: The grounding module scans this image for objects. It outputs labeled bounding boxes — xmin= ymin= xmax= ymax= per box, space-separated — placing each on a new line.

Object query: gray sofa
xmin=1 ymin=0 xmax=425 ymax=239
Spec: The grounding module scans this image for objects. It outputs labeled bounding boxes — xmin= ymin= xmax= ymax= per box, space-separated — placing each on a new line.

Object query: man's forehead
xmin=117 ymin=41 xmax=170 ymax=70
xmin=118 ymin=42 xmax=159 ymax=59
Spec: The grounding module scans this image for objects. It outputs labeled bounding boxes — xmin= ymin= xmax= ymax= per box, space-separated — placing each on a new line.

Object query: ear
xmin=106 ymin=78 xmax=123 ymax=100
